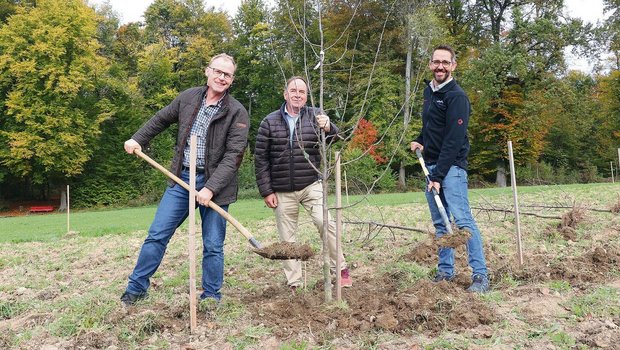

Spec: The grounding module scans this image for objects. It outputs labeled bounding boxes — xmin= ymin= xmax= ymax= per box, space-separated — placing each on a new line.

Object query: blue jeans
xmin=424 ymin=164 xmax=487 ymax=277
xmin=126 ymin=170 xmax=228 ymax=301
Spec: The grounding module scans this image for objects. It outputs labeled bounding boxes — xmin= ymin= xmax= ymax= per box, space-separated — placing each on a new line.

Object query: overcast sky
xmin=91 ymin=0 xmax=608 ymax=25
xmin=89 ymin=0 xmax=610 ymax=72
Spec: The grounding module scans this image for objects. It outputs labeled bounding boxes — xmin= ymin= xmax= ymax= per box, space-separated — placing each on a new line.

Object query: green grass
xmin=548 ymin=280 xmax=572 ymax=294
xmin=549 ymin=330 xmax=576 ymax=348
xmin=0 ymin=300 xmax=28 ymax=320
xmin=566 ymin=286 xmax=620 ymax=318
xmin=1 ymin=182 xmax=616 ymax=244
xmin=227 ymin=324 xmax=272 ymax=349
xmin=279 ymin=340 xmax=310 ymax=350
xmin=0 ymin=206 xmax=157 ymax=242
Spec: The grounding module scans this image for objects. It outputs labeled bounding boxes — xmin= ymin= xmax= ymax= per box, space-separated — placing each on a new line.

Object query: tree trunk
xmin=496 ymin=165 xmax=507 ymax=187
xmin=316 ymin=2 xmax=332 ymax=303
xmin=399 ymin=15 xmax=413 ymax=190
xmin=58 ymin=188 xmax=67 ymax=212
xmin=399 ymin=160 xmax=406 ymax=190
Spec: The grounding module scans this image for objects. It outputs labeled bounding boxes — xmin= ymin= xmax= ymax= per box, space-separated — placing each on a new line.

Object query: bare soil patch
xmin=242 ymin=274 xmax=494 ymax=339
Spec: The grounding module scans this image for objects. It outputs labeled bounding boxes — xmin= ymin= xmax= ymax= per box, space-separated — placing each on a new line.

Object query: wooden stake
xmin=507 ymin=141 xmax=524 ymax=266
xmin=188 ymin=135 xmax=198 ymax=332
xmin=66 ymin=185 xmax=70 ymax=234
xmin=344 ymin=170 xmax=349 ymax=206
xmin=335 ymin=151 xmax=342 ymax=301
xmin=611 ymin=161 xmax=615 ymax=183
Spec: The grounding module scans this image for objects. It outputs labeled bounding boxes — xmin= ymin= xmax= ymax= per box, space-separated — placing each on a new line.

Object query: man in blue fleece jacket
xmin=410 ymin=45 xmax=489 ymax=293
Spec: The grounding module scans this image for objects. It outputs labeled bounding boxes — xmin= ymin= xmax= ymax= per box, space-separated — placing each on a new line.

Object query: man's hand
xmin=316 ymin=114 xmax=331 ymax=132
xmin=264 ymin=193 xmax=278 ymax=208
xmin=197 ymin=188 xmax=214 ymax=207
xmin=428 ymin=181 xmax=441 ymax=194
xmin=124 ymin=139 xmax=141 ymax=154
xmin=410 ymin=141 xmax=423 ymax=153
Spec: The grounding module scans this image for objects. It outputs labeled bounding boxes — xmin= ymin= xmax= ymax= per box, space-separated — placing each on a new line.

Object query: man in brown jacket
xmin=121 ymin=53 xmax=249 ymax=306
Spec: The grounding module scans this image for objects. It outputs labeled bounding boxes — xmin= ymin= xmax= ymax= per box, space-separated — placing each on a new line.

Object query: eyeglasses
xmin=430 ymin=60 xmax=453 ymax=67
xmin=209 ymin=67 xmax=234 ymax=80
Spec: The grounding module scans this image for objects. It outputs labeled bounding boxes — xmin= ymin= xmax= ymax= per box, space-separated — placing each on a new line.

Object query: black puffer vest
xmin=254 ymin=104 xmax=339 ymax=197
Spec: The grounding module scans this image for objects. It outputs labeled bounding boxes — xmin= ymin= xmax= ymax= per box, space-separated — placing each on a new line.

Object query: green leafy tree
xmin=461 ymin=1 xmax=590 ymax=185
xmin=0 ymin=0 xmax=35 ymax=23
xmin=144 ymin=0 xmax=193 ymax=48
xmin=231 ymin=0 xmax=282 ymax=146
xmin=603 ymin=0 xmax=620 ymax=69
xmin=0 ymin=0 xmax=111 ymax=199
xmin=111 ymin=22 xmax=145 ymax=76
xmin=595 ymin=70 xmax=620 ymax=175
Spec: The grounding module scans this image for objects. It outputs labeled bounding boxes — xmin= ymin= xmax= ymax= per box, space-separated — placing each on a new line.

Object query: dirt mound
xmin=555 ymin=207 xmax=587 ymax=240
xmin=611 ymin=195 xmax=620 ymax=213
xmin=402 ymin=239 xmax=436 ymax=265
xmin=437 ymin=229 xmax=471 ymax=248
xmin=493 ymin=244 xmax=620 ymax=285
xmin=242 ymin=275 xmax=495 ymax=339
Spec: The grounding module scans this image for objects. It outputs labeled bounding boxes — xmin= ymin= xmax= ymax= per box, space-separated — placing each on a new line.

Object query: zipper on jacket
xmin=283 ymin=107 xmax=304 ymax=192
xmin=205 ymin=105 xmax=229 ymax=178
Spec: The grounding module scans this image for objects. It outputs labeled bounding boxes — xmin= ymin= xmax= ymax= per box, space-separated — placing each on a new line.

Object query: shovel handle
xmin=415 ymin=149 xmax=430 ymax=177
xmin=133 ymin=149 xmax=262 ymax=249
xmin=415 ymin=148 xmax=453 ymax=234
xmin=415 ymin=149 xmax=438 ymax=195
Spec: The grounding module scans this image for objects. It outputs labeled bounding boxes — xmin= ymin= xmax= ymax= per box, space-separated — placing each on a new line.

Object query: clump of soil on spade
xmin=436 ymin=228 xmax=471 ymax=248
xmin=253 ymin=242 xmax=314 ymax=261
xmin=403 ymin=229 xmax=471 ymax=265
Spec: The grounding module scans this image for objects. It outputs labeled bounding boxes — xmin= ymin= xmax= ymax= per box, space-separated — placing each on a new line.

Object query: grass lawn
xmin=0 ymin=182 xmax=615 ymax=243
xmin=0 ymin=182 xmax=618 ymax=349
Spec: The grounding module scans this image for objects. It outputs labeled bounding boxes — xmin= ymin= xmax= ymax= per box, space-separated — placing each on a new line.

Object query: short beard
xmin=434 ymin=69 xmax=450 ymax=85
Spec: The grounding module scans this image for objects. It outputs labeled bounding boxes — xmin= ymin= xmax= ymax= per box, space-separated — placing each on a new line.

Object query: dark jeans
xmin=125 ymin=170 xmax=228 ymax=300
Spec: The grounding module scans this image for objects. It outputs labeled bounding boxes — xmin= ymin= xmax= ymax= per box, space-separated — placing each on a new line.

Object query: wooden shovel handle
xmin=133 ymin=149 xmax=258 ymax=244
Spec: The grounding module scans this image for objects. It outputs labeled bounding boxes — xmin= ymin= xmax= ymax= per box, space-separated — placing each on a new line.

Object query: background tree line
xmin=0 ymin=0 xmax=618 ymax=208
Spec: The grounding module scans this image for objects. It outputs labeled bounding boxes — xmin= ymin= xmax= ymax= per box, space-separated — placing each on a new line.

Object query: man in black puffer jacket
xmin=254 ymin=76 xmax=352 ymax=292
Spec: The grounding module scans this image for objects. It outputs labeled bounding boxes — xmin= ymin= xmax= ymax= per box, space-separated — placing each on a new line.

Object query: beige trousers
xmin=274 ymin=181 xmax=347 ymax=287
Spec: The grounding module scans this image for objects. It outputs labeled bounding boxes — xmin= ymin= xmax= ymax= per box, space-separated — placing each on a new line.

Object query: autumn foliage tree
xmin=348 ymin=118 xmax=386 ymax=164
xmin=343 ymin=118 xmax=394 ymax=192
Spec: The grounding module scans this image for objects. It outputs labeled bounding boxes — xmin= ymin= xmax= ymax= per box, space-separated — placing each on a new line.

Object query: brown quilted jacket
xmin=132 ymin=86 xmax=249 ymax=205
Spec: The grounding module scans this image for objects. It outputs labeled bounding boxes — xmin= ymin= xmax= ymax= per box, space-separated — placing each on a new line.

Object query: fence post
xmin=508 ymin=141 xmax=524 ymax=266
xmin=66 ymin=185 xmax=70 ymax=234
xmin=188 ymin=135 xmax=197 ymax=333
xmin=335 ymin=151 xmax=342 ymax=301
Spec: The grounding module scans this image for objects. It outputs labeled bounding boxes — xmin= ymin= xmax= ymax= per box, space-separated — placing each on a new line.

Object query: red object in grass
xmin=29 ymin=206 xmax=54 ymax=213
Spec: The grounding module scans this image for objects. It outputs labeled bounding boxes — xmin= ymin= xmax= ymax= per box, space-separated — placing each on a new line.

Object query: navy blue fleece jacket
xmin=414 ymin=79 xmax=471 ymax=183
